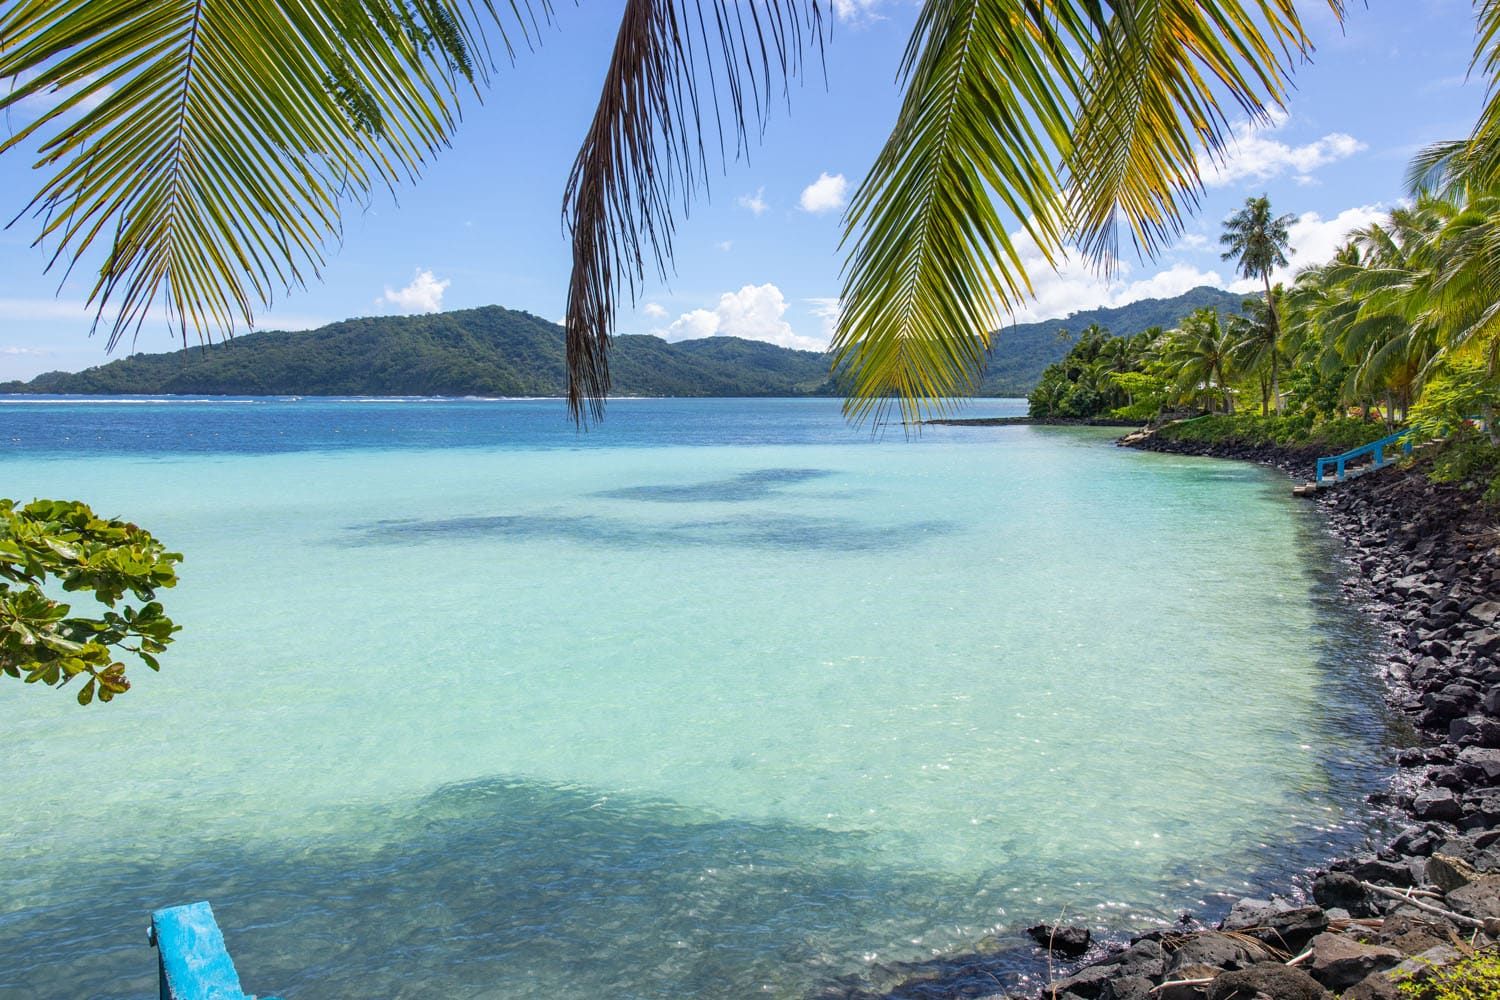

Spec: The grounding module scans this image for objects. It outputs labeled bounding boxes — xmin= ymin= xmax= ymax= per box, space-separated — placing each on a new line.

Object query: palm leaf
xmin=834 ymin=0 xmax=1340 ymax=427
xmin=1068 ymin=0 xmax=1335 ymax=267
xmin=0 ymin=0 xmax=543 ymax=350
xmin=562 ymin=0 xmax=824 ymax=426
xmin=831 ymin=0 xmax=1092 ymax=426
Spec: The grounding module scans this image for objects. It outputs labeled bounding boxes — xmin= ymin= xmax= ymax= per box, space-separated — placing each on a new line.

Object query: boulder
xmin=1028 ymin=923 xmax=1092 ymax=957
xmin=1220 ymin=898 xmax=1292 ymax=930
xmin=1392 ymin=944 xmax=1463 ymax=983
xmin=1052 ymin=940 xmax=1166 ymax=999
xmin=1461 ymin=789 xmax=1500 ymax=828
xmin=1340 ymin=971 xmax=1402 ymax=1000
xmin=1466 ymin=601 xmax=1500 ymax=627
xmin=1451 ymin=715 xmax=1500 ymax=748
xmin=1312 ymin=873 xmax=1373 ymax=917
xmin=1446 ymin=874 xmax=1500 ymax=920
xmin=1099 ymin=976 xmax=1155 ymax=1000
xmin=1350 ymin=857 xmax=1415 ymax=888
xmin=1231 ymin=906 xmax=1329 ymax=952
xmin=1304 ymin=932 xmax=1401 ymax=990
xmin=1375 ymin=914 xmax=1449 ymax=957
xmin=1414 ymin=786 xmax=1463 ymax=821
xmin=1167 ymin=933 xmax=1268 ymax=973
xmin=1457 ymin=747 xmax=1500 ymax=783
xmin=1206 ymin=962 xmax=1329 ymax=1000
xmin=1155 ymin=965 xmax=1220 ymax=1000
xmin=1105 ymin=939 xmax=1168 ymax=980
xmin=1426 ymin=853 xmax=1479 ymax=892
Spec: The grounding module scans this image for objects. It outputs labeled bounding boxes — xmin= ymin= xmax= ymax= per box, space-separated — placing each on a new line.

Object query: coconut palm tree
xmin=1161 ymin=308 xmax=1237 ymax=414
xmin=1220 ymin=196 xmax=1295 ymax=413
xmin=1228 ymin=295 xmax=1279 ymax=416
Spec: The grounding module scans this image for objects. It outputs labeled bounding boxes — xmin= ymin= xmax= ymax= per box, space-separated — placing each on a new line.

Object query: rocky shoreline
xmin=921 ymin=416 xmax=1143 ymax=427
xmin=853 ymin=431 xmax=1500 ymax=1000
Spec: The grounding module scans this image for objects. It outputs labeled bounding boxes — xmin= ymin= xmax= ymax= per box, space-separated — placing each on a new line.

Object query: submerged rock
xmin=1028 ymin=922 xmax=1092 ymax=957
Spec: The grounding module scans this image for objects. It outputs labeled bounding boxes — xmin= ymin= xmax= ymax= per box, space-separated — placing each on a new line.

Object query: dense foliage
xmin=1032 ymin=167 xmax=1500 ymax=448
xmin=1 ymin=500 xmax=180 ymax=704
xmin=1032 ymin=145 xmax=1500 ymax=501
xmin=0 ymin=293 xmax=1238 ymax=400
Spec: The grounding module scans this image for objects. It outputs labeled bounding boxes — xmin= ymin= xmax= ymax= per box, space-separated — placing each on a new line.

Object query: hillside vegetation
xmin=1 ymin=290 xmax=1244 ymax=398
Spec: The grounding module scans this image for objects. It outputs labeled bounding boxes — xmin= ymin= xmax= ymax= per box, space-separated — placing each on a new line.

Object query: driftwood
xmin=1358 ymin=881 xmax=1485 ymax=929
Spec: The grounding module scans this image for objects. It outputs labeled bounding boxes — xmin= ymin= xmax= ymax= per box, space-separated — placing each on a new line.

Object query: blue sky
xmin=0 ymin=0 xmax=1492 ymax=380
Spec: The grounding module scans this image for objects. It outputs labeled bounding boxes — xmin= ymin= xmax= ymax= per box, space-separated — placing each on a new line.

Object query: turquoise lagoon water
xmin=0 ymin=397 xmax=1391 ymax=999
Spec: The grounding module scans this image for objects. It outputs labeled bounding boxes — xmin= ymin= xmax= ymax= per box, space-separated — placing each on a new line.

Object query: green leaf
xmin=0 ymin=0 xmax=546 ymax=353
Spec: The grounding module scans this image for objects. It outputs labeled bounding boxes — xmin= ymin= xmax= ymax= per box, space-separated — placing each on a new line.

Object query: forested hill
xmin=1 ymin=288 xmax=1247 ymax=397
xmin=2 ymin=307 xmax=839 ymax=398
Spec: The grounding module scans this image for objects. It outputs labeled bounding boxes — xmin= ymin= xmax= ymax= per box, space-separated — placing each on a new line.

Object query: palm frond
xmin=0 ymin=0 xmax=543 ymax=350
xmin=1068 ymin=0 xmax=1335 ymax=267
xmin=1471 ymin=0 xmax=1500 ymax=189
xmin=831 ymin=0 xmax=1091 ymax=426
xmin=834 ymin=0 xmax=1340 ymax=427
xmin=562 ymin=0 xmax=824 ymax=426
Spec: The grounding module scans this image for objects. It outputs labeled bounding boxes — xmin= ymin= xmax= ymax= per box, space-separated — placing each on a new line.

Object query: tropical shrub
xmin=1397 ymin=948 xmax=1500 ymax=1000
xmin=1 ymin=500 xmax=181 ymax=705
xmin=1409 ymin=357 xmax=1500 ymax=439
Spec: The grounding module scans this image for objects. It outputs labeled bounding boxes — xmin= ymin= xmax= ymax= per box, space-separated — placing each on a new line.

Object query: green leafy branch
xmin=1 ymin=499 xmax=181 ymax=705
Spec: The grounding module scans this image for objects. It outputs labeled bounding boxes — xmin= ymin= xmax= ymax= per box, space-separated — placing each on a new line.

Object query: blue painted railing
xmin=1315 ymin=427 xmax=1413 ymax=483
xmin=149 ymin=902 xmax=281 ymax=1000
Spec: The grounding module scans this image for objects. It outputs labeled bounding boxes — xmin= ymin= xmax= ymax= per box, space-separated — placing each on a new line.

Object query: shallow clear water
xmin=0 ymin=397 xmax=1390 ymax=999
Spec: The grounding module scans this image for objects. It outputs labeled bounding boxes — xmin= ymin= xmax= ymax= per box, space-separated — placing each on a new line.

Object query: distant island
xmin=0 ymin=287 xmax=1243 ymax=398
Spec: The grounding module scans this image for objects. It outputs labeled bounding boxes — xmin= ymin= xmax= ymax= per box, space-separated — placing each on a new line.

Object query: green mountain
xmin=1 ymin=287 xmax=1248 ymax=397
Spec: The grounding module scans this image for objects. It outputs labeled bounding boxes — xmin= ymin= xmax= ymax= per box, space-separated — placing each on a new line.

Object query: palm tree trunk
xmin=1263 ymin=273 xmax=1281 ymax=415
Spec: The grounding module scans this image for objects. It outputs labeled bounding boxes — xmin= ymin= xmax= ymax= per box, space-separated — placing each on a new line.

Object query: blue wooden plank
xmin=150 ymin=902 xmax=280 ymax=1000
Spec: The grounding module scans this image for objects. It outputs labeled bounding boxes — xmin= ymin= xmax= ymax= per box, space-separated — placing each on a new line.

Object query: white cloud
xmin=737 ymin=188 xmax=769 ymax=215
xmin=832 ymin=0 xmax=887 ymax=23
xmin=0 ymin=298 xmax=99 ymax=323
xmin=978 ymin=224 xmax=1231 ymax=326
xmin=642 ymin=302 xmax=668 ymax=319
xmin=807 ymin=297 xmax=842 ymax=341
xmin=7 ymin=72 xmax=114 ymax=121
xmin=1267 ymin=204 xmax=1388 ymax=283
xmin=0 ymin=346 xmax=49 ymax=357
xmin=379 ymin=269 xmax=450 ymax=314
xmin=1179 ymin=233 xmax=1210 ymax=250
xmin=656 ymin=283 xmax=826 ymax=351
xmin=799 ymin=172 xmax=848 ymax=214
xmin=716 ymin=240 xmax=734 ymax=252
xmin=1201 ymin=113 xmax=1367 ymax=188
xmin=1001 ymin=202 xmax=1391 ymax=324
xmin=663 ymin=308 xmax=721 ymax=341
